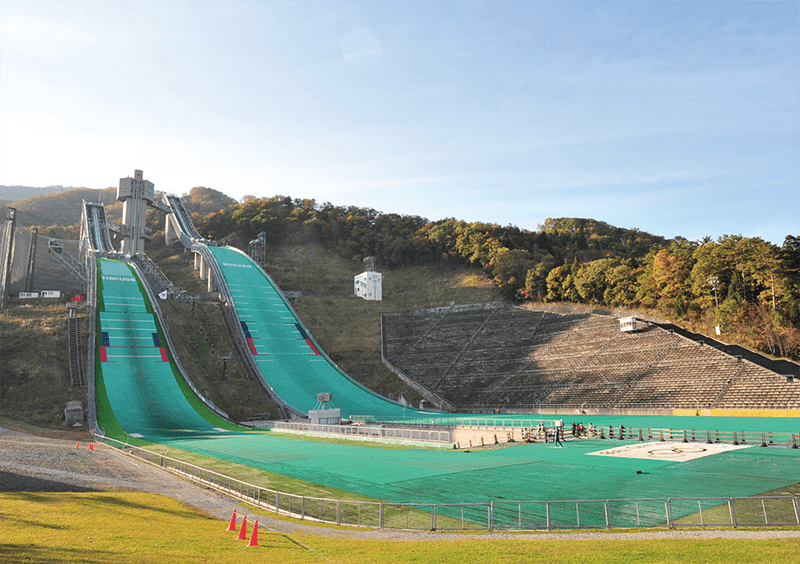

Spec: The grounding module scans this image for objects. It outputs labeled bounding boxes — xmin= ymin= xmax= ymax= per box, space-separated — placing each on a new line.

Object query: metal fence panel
xmin=491 ymin=501 xmax=548 ymax=530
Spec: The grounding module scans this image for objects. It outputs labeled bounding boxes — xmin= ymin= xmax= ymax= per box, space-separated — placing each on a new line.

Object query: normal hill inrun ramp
xmin=80 ymin=200 xmax=237 ymax=441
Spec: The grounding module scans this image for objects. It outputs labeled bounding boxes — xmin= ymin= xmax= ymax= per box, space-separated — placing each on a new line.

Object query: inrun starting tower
xmin=117 ymin=170 xmax=155 ymax=256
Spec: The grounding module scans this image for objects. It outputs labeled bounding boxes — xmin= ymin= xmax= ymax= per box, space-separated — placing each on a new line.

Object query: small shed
xmin=619 ymin=317 xmax=640 ymax=332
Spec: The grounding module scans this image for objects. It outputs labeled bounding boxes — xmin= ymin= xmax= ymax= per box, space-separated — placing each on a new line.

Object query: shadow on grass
xmin=0 ymin=544 xmax=108 ymax=564
xmin=77 ymin=493 xmax=218 ymax=520
xmin=0 ymin=472 xmax=100 ymax=493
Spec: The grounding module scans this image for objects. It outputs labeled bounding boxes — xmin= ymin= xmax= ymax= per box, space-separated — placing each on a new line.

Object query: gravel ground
xmin=1 ymin=428 xmax=799 ymax=542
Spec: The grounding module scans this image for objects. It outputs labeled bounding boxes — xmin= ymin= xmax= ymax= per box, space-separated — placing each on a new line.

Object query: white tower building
xmin=354 ymin=271 xmax=383 ymax=300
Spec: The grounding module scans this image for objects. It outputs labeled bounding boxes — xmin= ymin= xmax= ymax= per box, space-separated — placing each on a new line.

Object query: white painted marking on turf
xmin=587 ymin=441 xmax=752 ymax=462
xmin=129 ymin=433 xmax=144 ymax=438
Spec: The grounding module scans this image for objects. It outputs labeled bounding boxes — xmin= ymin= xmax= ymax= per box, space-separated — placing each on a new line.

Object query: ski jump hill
xmin=84 ymin=196 xmax=418 ymax=443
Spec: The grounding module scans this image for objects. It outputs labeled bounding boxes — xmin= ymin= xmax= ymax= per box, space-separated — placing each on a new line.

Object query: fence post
xmin=793 ymin=497 xmax=800 ymax=525
xmin=682 ymin=430 xmax=688 ymax=443
xmin=730 ymin=498 xmax=738 ymax=528
xmin=706 ymin=431 xmax=712 ymax=444
xmin=432 ymin=505 xmax=437 ymax=531
xmin=761 ymin=433 xmax=767 ymax=447
xmin=336 ymin=500 xmax=341 ymax=525
xmin=666 ymin=499 xmax=674 ymax=529
xmin=546 ymin=502 xmax=552 ymax=531
xmin=733 ymin=432 xmax=739 ymax=445
xmin=380 ymin=503 xmax=384 ymax=529
xmin=489 ymin=501 xmax=494 ymax=531
xmin=604 ymin=501 xmax=610 ymax=529
xmin=301 ymin=497 xmax=305 ymax=520
xmin=276 ymin=492 xmax=280 ymax=514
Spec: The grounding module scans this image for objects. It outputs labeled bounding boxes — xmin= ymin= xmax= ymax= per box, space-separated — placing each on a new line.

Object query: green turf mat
xmin=159 ymin=430 xmax=800 ymax=527
xmin=95 ymin=258 xmax=242 ymax=441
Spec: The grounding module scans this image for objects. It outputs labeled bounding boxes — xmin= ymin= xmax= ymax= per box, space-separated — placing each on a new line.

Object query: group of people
xmin=523 ymin=420 xmax=623 ymax=446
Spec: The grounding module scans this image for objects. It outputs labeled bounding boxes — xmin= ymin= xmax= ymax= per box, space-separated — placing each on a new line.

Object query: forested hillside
xmin=12 ymin=187 xmax=119 ymax=239
xmin=193 ymin=196 xmax=800 ymax=360
xmin=7 ymin=187 xmax=798 ymax=360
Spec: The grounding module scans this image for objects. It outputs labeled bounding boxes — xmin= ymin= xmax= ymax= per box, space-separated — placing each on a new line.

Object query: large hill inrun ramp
xmin=163 ymin=194 xmax=418 ymax=419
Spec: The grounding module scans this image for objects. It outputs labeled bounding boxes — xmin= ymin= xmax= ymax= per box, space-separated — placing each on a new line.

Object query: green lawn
xmin=1 ymin=492 xmax=798 ymax=564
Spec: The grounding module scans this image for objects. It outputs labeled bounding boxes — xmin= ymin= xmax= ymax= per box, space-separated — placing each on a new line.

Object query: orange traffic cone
xmin=75 ymin=441 xmax=80 ymax=449
xmin=227 ymin=509 xmax=238 ymax=531
xmin=88 ymin=444 xmax=94 ymax=451
xmin=247 ymin=520 xmax=259 ymax=547
xmin=237 ymin=516 xmax=248 ymax=540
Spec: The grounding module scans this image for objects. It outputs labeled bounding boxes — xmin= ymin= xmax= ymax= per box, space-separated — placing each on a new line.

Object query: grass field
xmin=1 ymin=492 xmax=799 ymax=564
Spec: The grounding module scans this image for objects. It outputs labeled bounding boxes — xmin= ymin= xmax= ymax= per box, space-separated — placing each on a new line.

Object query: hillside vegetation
xmin=257 ymin=242 xmax=502 ymax=403
xmin=0 ymin=300 xmax=85 ymax=426
xmin=194 ymin=195 xmax=800 ymax=360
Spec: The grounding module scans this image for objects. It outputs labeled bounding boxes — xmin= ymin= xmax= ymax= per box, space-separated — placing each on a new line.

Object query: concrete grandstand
xmin=381 ymin=302 xmax=800 ymax=414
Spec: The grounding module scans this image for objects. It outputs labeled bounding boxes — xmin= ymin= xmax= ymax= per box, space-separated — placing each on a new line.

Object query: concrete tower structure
xmin=117 ymin=170 xmax=155 ymax=256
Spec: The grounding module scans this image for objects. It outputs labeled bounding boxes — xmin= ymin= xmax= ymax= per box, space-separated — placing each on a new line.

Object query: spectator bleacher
xmin=381 ymin=303 xmax=797 ymax=412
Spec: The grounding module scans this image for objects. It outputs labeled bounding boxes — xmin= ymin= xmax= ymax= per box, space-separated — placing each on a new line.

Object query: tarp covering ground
xmin=158 ymin=431 xmax=800 ymax=527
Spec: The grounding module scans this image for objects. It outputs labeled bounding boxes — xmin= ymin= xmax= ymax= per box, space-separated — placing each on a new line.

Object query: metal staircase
xmin=48 ymin=239 xmax=88 ymax=289
xmin=68 ymin=312 xmax=86 ymax=386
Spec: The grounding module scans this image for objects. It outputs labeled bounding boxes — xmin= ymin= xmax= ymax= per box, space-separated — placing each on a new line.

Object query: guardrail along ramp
xmin=95 ymin=258 xmax=239 ymax=441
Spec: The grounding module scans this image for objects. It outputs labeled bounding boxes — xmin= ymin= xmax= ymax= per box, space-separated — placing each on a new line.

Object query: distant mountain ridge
xmin=0 ymin=185 xmax=82 ymax=202
xmin=5 ymin=185 xmax=236 ymax=229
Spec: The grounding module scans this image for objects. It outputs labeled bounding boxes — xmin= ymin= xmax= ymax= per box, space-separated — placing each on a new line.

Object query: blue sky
xmin=1 ymin=1 xmax=797 ymax=244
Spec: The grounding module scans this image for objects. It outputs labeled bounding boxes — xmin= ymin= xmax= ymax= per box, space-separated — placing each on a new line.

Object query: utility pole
xmin=708 ymin=276 xmax=719 ymax=309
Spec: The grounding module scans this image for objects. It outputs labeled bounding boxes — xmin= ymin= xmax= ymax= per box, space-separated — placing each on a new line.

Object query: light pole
xmin=708 ymin=276 xmax=719 ymax=309
xmin=220 ymin=352 xmax=233 ymax=380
